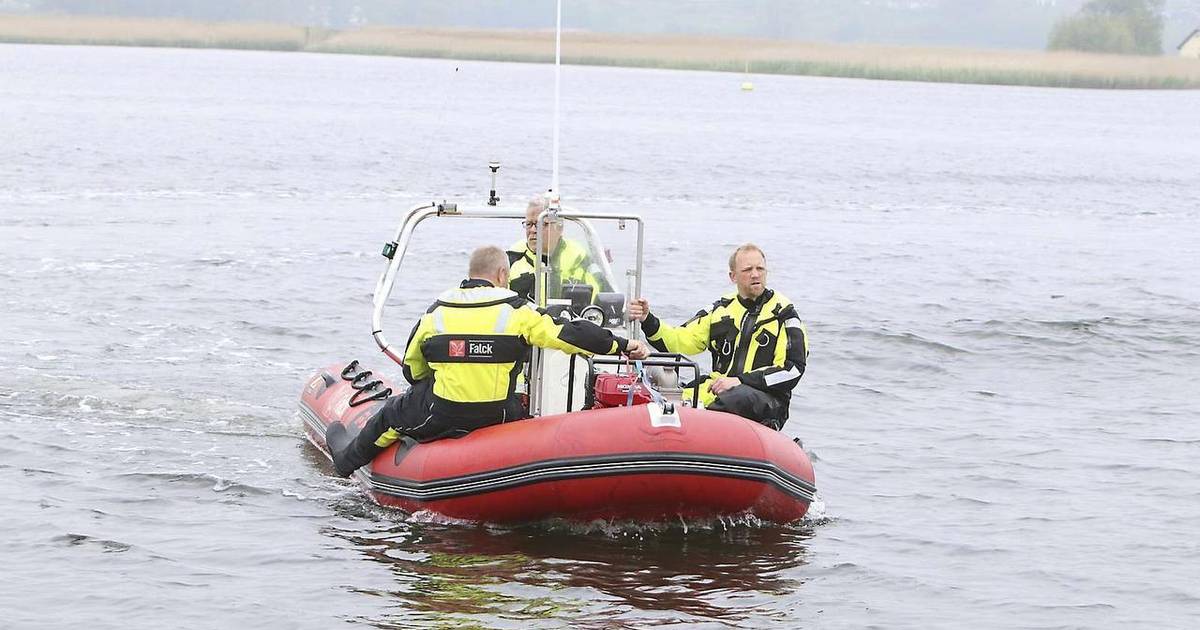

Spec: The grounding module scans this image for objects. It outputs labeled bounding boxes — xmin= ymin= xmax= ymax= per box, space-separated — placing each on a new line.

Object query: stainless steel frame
xmin=371 ymin=201 xmax=645 ymax=417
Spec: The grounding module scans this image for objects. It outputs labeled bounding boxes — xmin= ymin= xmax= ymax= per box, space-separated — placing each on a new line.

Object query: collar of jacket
xmin=736 ymin=288 xmax=775 ymax=312
xmin=521 ymin=241 xmax=565 ymax=264
xmin=460 ymin=278 xmax=495 ymax=289
xmin=439 ymin=281 xmax=518 ymax=305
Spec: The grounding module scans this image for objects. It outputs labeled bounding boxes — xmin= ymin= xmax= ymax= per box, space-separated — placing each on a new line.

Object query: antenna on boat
xmin=549 ymin=0 xmax=562 ymax=197
xmin=530 ymin=0 xmax=565 ymax=419
xmin=487 ymin=161 xmax=501 ymax=206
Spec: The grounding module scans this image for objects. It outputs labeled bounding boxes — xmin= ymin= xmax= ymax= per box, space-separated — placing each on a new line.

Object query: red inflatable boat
xmin=299 ymin=200 xmax=816 ymax=524
xmin=301 ymin=360 xmax=816 ymax=523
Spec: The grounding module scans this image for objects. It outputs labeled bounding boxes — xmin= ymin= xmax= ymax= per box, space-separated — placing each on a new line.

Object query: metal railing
xmin=371 ymin=201 xmax=645 ymax=417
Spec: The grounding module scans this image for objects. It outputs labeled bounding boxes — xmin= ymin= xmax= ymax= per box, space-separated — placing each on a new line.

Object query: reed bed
xmin=4 ymin=15 xmax=1199 ymax=89
xmin=0 ymin=14 xmax=312 ymax=51
xmin=315 ymin=27 xmax=1200 ymax=89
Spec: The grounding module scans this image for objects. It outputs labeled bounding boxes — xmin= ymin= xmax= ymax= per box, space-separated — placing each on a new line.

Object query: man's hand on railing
xmin=623 ymin=339 xmax=650 ymax=360
xmin=628 ymin=298 xmax=650 ymax=322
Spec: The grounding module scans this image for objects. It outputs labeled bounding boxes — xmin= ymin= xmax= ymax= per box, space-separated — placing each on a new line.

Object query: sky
xmin=7 ymin=0 xmax=1200 ymax=52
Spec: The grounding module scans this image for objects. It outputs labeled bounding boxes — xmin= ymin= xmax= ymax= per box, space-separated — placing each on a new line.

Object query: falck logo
xmin=448 ymin=339 xmax=466 ymax=357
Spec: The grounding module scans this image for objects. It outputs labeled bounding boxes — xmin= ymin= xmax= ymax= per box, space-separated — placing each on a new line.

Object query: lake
xmin=1 ymin=42 xmax=1198 ymax=629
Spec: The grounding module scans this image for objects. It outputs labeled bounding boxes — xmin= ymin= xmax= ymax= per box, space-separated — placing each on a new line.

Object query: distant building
xmin=1180 ymin=29 xmax=1200 ymax=59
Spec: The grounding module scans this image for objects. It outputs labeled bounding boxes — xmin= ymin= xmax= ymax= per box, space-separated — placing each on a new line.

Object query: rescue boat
xmin=298 ymin=197 xmax=816 ymax=524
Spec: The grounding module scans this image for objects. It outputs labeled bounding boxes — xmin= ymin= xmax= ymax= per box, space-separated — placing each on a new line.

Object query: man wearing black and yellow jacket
xmin=328 ymin=245 xmax=649 ymax=477
xmin=628 ymin=244 xmax=807 ymax=430
xmin=507 ymin=196 xmax=613 ymax=305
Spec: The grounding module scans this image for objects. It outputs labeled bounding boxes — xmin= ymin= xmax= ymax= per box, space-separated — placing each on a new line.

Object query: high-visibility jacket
xmin=642 ymin=289 xmax=808 ymax=410
xmin=507 ymin=238 xmax=613 ymax=305
xmin=401 ymin=279 xmax=629 ymax=422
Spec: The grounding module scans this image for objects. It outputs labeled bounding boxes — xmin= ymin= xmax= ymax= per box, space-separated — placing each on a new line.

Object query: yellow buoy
xmin=741 ymin=81 xmax=755 ymax=91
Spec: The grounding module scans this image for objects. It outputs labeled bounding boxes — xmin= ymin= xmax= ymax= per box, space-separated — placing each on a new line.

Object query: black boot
xmin=327 ymin=383 xmax=425 ymax=477
xmin=326 ymin=421 xmax=386 ymax=478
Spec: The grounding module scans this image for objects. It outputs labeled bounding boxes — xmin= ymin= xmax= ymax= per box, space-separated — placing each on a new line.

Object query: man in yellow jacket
xmin=329 ymin=245 xmax=648 ymax=477
xmin=507 ymin=196 xmax=613 ymax=305
xmin=628 ymin=244 xmax=807 ymax=430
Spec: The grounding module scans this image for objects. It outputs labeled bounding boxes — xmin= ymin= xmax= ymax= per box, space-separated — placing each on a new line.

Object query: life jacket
xmin=403 ymin=279 xmax=627 ymax=421
xmin=507 ymin=238 xmax=611 ymax=305
xmin=644 ymin=289 xmax=808 ymax=408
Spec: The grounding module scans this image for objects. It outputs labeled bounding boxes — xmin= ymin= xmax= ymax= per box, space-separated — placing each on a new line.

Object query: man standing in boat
xmin=627 ymin=244 xmax=807 ymax=430
xmin=507 ymin=195 xmax=613 ymax=304
xmin=328 ymin=245 xmax=649 ymax=477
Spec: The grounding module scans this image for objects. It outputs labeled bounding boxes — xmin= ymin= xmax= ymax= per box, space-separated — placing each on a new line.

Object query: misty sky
xmin=6 ymin=0 xmax=1200 ymax=51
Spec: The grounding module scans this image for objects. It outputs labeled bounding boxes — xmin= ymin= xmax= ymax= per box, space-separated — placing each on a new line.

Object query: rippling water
xmin=2 ymin=43 xmax=1199 ymax=629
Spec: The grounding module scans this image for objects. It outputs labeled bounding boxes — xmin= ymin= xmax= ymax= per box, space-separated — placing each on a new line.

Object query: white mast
xmin=550 ymin=0 xmax=562 ymax=196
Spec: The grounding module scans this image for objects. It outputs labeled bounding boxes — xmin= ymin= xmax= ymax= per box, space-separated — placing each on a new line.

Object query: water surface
xmin=2 ymin=43 xmax=1199 ymax=629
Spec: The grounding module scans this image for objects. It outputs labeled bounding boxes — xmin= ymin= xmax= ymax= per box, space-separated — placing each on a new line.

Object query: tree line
xmin=1048 ymin=0 xmax=1166 ymax=54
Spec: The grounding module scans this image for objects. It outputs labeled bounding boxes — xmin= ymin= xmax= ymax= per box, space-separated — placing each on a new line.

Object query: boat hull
xmin=300 ymin=362 xmax=816 ymax=523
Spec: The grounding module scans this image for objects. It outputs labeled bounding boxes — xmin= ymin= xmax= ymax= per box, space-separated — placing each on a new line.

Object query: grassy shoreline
xmin=4 ymin=14 xmax=1199 ymax=89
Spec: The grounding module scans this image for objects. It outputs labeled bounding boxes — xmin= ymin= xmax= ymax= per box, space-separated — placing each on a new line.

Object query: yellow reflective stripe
xmin=432 ymin=308 xmax=446 ymax=334
xmin=773 ymin=320 xmax=788 ymax=366
xmin=493 ymin=304 xmax=513 ymax=333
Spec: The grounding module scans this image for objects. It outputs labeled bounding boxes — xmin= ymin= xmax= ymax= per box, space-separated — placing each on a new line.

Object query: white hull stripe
xmin=299 ymin=402 xmax=326 ymax=436
xmin=299 ymin=403 xmax=815 ymax=503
